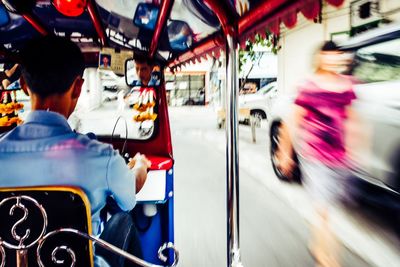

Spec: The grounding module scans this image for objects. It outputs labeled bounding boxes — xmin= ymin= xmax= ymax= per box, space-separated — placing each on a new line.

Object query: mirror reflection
xmin=168 ymin=20 xmax=193 ymax=51
xmin=133 ymin=3 xmax=159 ymax=30
xmin=125 ymin=58 xmax=160 ymax=87
xmin=0 ymin=5 xmax=9 ymax=27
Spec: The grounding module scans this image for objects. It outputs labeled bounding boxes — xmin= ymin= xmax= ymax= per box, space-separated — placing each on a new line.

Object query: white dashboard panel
xmin=136 ymin=170 xmax=166 ymax=202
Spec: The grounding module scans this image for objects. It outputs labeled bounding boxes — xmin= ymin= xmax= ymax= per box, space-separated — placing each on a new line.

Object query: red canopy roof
xmin=168 ymin=0 xmax=345 ymax=70
xmin=0 ymin=0 xmax=345 ymax=68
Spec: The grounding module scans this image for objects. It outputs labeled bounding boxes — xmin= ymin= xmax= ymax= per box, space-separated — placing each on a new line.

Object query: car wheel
xmin=186 ymin=99 xmax=195 ymax=105
xmin=242 ymin=118 xmax=250 ymax=125
xmin=270 ymin=123 xmax=301 ymax=183
xmin=250 ymin=111 xmax=265 ymax=128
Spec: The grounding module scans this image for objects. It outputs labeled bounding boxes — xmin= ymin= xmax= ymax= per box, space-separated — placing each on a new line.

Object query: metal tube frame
xmin=202 ymin=0 xmax=237 ymax=36
xmin=149 ymin=0 xmax=174 ymax=58
xmin=195 ymin=1 xmax=243 ymax=266
xmin=225 ymin=33 xmax=243 ymax=267
xmin=87 ymin=0 xmax=108 ymax=47
xmin=22 ymin=14 xmax=48 ymax=35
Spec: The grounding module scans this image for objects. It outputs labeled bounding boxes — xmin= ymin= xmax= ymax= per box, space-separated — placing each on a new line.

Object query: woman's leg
xmin=300 ymin=159 xmax=342 ymax=267
xmin=311 ymin=205 xmax=341 ymax=267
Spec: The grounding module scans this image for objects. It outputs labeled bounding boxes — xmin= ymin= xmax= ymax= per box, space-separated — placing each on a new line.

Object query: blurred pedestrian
xmin=293 ymin=41 xmax=356 ymax=267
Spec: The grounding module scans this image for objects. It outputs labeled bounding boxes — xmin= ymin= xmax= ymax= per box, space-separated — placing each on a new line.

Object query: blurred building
xmin=239 ymin=50 xmax=278 ymax=92
xmin=165 ymin=60 xmax=211 ymax=106
xmin=209 ymin=51 xmax=277 ymax=109
xmin=278 ymin=0 xmax=400 ymax=94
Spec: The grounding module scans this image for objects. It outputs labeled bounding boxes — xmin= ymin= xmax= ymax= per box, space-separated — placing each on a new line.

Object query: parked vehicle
xmin=269 ymin=23 xmax=400 ymax=196
xmin=183 ymin=89 xmax=205 ymax=106
xmin=239 ymin=81 xmax=278 ymax=125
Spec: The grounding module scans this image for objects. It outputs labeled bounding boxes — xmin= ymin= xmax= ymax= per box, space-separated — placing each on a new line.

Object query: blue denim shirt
xmin=0 ymin=110 xmax=136 ymax=236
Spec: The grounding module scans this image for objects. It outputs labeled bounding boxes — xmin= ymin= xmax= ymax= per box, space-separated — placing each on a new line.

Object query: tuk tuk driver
xmin=124 ymin=56 xmax=155 ymax=102
xmin=135 ymin=57 xmax=153 ymax=86
xmin=0 ymin=36 xmax=150 ymax=266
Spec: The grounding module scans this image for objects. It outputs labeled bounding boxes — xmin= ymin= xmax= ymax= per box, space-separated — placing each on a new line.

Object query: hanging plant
xmin=239 ymin=31 xmax=281 ymax=90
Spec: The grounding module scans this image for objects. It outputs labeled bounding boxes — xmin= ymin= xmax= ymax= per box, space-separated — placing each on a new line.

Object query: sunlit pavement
xmin=169 ymin=106 xmax=399 ymax=267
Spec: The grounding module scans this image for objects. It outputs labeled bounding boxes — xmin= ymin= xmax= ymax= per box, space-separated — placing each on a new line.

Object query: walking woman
xmin=294 ymin=41 xmax=356 ymax=267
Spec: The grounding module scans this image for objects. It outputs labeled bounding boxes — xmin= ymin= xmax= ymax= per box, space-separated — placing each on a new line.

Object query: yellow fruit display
xmin=0 ymin=102 xmax=24 ymax=114
xmin=132 ymin=88 xmax=157 ymax=123
xmin=133 ymin=102 xmax=155 ymax=112
xmin=133 ymin=112 xmax=158 ymax=122
xmin=0 ymin=116 xmax=23 ymax=126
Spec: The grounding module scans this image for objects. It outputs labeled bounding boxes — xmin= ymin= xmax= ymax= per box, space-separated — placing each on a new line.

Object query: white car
xmin=239 ymin=81 xmax=278 ymax=125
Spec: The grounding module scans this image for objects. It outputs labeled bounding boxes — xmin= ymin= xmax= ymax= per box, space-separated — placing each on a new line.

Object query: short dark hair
xmin=320 ymin=40 xmax=339 ymax=52
xmin=134 ymin=54 xmax=154 ymax=66
xmin=20 ymin=36 xmax=85 ymax=97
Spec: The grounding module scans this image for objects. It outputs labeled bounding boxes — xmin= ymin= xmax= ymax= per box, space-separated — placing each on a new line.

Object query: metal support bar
xmin=87 ymin=0 xmax=108 ymax=47
xmin=225 ymin=34 xmax=243 ymax=267
xmin=22 ymin=14 xmax=48 ymax=35
xmin=150 ymin=0 xmax=174 ymax=58
xmin=203 ymin=0 xmax=237 ymax=36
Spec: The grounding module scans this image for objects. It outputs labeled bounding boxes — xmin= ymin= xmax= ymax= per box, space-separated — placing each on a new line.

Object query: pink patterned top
xmin=295 ymin=79 xmax=356 ymax=167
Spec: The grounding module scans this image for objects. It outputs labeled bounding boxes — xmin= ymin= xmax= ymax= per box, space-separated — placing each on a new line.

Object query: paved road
xmin=170 ymin=106 xmax=372 ymax=267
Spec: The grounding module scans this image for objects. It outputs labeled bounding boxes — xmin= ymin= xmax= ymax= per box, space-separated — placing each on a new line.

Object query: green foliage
xmin=238 ymin=32 xmax=281 ymax=89
xmin=239 ymin=32 xmax=281 ymax=73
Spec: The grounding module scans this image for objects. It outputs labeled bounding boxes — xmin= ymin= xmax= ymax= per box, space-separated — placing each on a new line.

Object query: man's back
xmin=0 ymin=110 xmax=136 ymax=235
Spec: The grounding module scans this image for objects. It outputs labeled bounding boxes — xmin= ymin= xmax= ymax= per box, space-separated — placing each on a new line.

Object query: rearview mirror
xmin=167 ymin=20 xmax=193 ymax=51
xmin=133 ymin=3 xmax=159 ymax=30
xmin=125 ymin=58 xmax=161 ymax=87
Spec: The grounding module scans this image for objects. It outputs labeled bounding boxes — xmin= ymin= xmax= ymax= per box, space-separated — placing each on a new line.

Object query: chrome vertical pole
xmin=225 ymin=33 xmax=243 ymax=267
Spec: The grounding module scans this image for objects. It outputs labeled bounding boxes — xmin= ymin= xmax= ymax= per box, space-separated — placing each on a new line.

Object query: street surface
xmin=16 ymin=95 xmax=399 ymax=267
xmin=169 ymin=106 xmax=397 ymax=267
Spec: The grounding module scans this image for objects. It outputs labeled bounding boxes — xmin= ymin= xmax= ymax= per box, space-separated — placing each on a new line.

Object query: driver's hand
xmin=128 ymin=153 xmax=151 ymax=169
xmin=128 ymin=153 xmax=151 ymax=193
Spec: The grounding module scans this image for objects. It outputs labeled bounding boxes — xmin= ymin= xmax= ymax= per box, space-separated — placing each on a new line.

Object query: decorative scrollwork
xmin=9 ymin=197 xmax=31 ymax=247
xmin=158 ymin=242 xmax=179 ymax=267
xmin=37 ymin=229 xmax=79 ymax=267
xmin=1 ymin=195 xmax=180 ymax=267
xmin=0 ymin=195 xmax=47 ymax=250
xmin=37 ymin=229 xmax=179 ymax=267
xmin=51 ymin=246 xmax=76 ymax=267
xmin=0 ymin=245 xmax=5 ymax=267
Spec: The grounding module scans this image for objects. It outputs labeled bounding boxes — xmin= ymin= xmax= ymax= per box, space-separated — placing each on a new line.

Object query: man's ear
xmin=71 ymin=77 xmax=84 ymax=100
xmin=20 ymin=76 xmax=30 ymax=96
